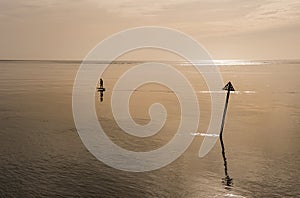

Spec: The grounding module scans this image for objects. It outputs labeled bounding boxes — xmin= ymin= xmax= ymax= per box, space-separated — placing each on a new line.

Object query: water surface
xmin=0 ymin=61 xmax=299 ymax=197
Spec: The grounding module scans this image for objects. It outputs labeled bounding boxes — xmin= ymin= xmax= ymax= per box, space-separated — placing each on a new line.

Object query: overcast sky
xmin=0 ymin=0 xmax=299 ymax=60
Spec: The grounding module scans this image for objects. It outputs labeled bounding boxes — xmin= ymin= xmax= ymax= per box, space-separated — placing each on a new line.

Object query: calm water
xmin=0 ymin=61 xmax=299 ymax=197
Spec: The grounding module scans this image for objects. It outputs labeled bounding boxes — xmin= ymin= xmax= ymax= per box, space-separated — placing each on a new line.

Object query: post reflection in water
xmin=220 ymin=132 xmax=233 ymax=188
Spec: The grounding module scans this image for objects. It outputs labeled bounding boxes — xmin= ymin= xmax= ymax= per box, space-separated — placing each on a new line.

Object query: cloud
xmin=246 ymin=0 xmax=300 ymax=22
xmin=91 ymin=0 xmax=300 ymax=36
xmin=89 ymin=0 xmax=200 ymax=16
xmin=194 ymin=0 xmax=300 ymax=37
xmin=0 ymin=0 xmax=299 ymax=59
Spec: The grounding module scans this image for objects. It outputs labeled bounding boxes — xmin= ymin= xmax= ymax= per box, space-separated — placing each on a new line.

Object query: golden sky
xmin=0 ymin=0 xmax=300 ymax=60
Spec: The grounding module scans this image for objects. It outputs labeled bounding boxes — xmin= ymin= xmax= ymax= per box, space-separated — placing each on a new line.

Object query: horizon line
xmin=1 ymin=59 xmax=300 ymax=62
xmin=0 ymin=59 xmax=300 ymax=66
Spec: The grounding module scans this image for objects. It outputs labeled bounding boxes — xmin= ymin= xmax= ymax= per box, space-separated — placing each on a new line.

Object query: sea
xmin=0 ymin=60 xmax=299 ymax=197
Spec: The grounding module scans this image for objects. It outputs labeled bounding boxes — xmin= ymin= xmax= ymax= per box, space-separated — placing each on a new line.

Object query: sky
xmin=0 ymin=0 xmax=300 ymax=60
